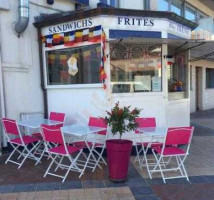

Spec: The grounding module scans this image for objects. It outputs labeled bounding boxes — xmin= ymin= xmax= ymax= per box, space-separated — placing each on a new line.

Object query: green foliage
xmin=105 ymin=102 xmax=141 ymax=139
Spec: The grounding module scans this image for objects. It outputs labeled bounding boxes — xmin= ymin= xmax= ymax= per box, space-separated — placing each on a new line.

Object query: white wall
xmin=0 ymin=0 xmax=75 ymax=120
xmin=47 ymin=87 xmax=108 ymax=125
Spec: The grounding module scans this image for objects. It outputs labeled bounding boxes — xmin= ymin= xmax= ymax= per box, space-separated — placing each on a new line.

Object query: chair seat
xmin=48 ymin=145 xmax=82 ymax=155
xmin=153 ymin=146 xmax=185 ymax=156
xmin=10 ymin=135 xmax=40 ymax=145
xmin=73 ymin=141 xmax=104 ymax=148
xmin=32 ymin=132 xmax=43 ymax=139
xmin=137 ymin=142 xmax=162 ymax=148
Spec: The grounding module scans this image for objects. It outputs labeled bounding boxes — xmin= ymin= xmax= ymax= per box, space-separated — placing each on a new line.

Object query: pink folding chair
xmin=32 ymin=112 xmax=65 ymax=139
xmin=32 ymin=112 xmax=66 ymax=161
xmin=72 ymin=117 xmax=107 ymax=175
xmin=150 ymin=127 xmax=194 ymax=183
xmin=134 ymin=118 xmax=157 ymax=161
xmin=49 ymin=112 xmax=65 ymax=127
xmin=41 ymin=124 xmax=83 ymax=182
xmin=2 ymin=118 xmax=41 ymax=169
xmin=134 ymin=117 xmax=163 ymax=178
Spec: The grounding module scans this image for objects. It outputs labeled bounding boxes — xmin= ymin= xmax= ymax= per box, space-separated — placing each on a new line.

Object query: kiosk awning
xmin=109 ymin=38 xmax=214 ymax=62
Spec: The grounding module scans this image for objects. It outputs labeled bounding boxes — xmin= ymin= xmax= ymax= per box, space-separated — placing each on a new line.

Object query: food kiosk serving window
xmin=110 ymin=43 xmax=162 ymax=93
xmin=46 ymin=43 xmax=101 ymax=85
xmin=167 ymin=50 xmax=188 ymax=100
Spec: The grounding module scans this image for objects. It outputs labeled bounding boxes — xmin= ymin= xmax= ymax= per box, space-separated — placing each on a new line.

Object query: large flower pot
xmin=106 ymin=139 xmax=133 ymax=182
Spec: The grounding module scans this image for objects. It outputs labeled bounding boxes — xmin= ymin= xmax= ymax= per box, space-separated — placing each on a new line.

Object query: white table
xmin=137 ymin=127 xmax=167 ymax=138
xmin=135 ymin=127 xmax=168 ymax=179
xmin=62 ymin=124 xmax=107 ymax=177
xmin=18 ymin=118 xmax=63 ymax=129
xmin=17 ymin=118 xmax=64 ymax=164
xmin=62 ymin=124 xmax=106 ymax=136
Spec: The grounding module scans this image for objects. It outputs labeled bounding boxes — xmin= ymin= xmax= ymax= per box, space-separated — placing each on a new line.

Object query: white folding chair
xmin=150 ymin=127 xmax=194 ymax=183
xmin=41 ymin=124 xmax=83 ymax=182
xmin=2 ymin=118 xmax=41 ymax=169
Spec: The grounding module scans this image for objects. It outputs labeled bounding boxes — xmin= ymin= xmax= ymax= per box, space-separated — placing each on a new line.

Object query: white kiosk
xmin=34 ymin=7 xmax=197 ymax=131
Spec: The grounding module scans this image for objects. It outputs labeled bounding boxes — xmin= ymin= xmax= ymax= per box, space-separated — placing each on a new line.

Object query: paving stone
xmin=0 ymin=185 xmax=14 ymax=193
xmin=126 ymin=177 xmax=148 ymax=187
xmin=189 ymin=176 xmax=210 ymax=184
xmin=35 ymin=190 xmax=53 ymax=197
xmin=203 ymin=175 xmax=214 ymax=183
xmin=104 ymin=180 xmax=127 ymax=187
xmin=12 ymin=183 xmax=37 ymax=193
xmin=130 ymin=186 xmax=154 ymax=196
xmin=17 ymin=192 xmax=28 ymax=199
xmin=135 ymin=195 xmax=160 ymax=200
xmin=82 ymin=180 xmax=104 ymax=188
xmin=60 ymin=180 xmax=82 ymax=190
xmin=37 ymin=182 xmax=60 ymax=191
xmin=145 ymin=178 xmax=164 ymax=185
xmin=166 ymin=178 xmax=191 ymax=185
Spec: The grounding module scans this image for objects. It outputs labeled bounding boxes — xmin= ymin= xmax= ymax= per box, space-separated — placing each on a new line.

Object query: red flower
xmin=131 ymin=109 xmax=136 ymax=114
xmin=118 ymin=109 xmax=123 ymax=116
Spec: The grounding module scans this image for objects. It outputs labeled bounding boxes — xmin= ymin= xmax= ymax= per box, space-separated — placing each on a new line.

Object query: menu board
xmin=152 ymin=76 xmax=161 ymax=92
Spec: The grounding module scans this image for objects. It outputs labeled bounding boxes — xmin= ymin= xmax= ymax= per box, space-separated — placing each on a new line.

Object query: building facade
xmin=0 ymin=0 xmax=213 ymax=149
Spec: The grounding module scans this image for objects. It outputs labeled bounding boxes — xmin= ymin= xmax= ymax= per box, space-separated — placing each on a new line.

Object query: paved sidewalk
xmin=0 ymin=187 xmax=135 ymax=200
xmin=191 ymin=108 xmax=214 ymax=133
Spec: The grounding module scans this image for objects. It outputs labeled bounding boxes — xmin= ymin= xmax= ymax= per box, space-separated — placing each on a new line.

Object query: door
xmin=195 ymin=67 xmax=203 ymax=111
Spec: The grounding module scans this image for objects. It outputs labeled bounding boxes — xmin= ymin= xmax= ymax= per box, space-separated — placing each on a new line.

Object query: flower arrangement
xmin=105 ymin=102 xmax=141 ymax=139
xmin=173 ymin=80 xmax=183 ymax=91
xmin=175 ymin=80 xmax=183 ymax=87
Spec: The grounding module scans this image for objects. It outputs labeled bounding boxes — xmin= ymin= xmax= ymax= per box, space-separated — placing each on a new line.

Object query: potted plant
xmin=105 ymin=102 xmax=141 ymax=182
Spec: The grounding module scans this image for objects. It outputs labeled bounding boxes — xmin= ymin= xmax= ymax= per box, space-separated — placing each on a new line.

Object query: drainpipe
xmin=0 ymin=17 xmax=6 ymax=151
xmin=14 ymin=0 xmax=29 ymax=37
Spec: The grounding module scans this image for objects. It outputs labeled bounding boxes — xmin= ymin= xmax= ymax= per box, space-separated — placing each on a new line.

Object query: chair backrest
xmin=165 ymin=127 xmax=194 ymax=146
xmin=136 ymin=117 xmax=156 ymax=128
xmin=88 ymin=117 xmax=107 ymax=135
xmin=2 ymin=118 xmax=19 ymax=136
xmin=49 ymin=112 xmax=65 ymax=123
xmin=41 ymin=124 xmax=64 ymax=145
xmin=135 ymin=117 xmax=156 ymax=133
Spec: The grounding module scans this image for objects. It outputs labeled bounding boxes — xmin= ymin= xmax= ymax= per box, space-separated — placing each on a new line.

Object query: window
xmin=46 ymin=44 xmax=101 ymax=85
xmin=206 ymin=68 xmax=214 ymax=88
xmin=185 ymin=6 xmax=196 ymax=21
xmin=100 ymin=0 xmax=118 ymax=7
xmin=171 ymin=0 xmax=183 ymax=16
xmin=198 ymin=11 xmax=207 ymax=19
xmin=167 ymin=52 xmax=187 ymax=94
xmin=158 ymin=0 xmax=169 ymax=11
xmin=110 ymin=43 xmax=162 ymax=93
xmin=190 ymin=65 xmax=193 ymax=90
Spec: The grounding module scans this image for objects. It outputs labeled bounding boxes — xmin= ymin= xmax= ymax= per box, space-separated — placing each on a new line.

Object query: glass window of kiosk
xmin=110 ymin=43 xmax=162 ymax=93
xmin=167 ymin=51 xmax=188 ymax=100
xmin=45 ymin=44 xmax=101 ymax=85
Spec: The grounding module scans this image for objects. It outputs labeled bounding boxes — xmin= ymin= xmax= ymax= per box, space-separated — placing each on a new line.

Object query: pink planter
xmin=106 ymin=139 xmax=133 ymax=182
